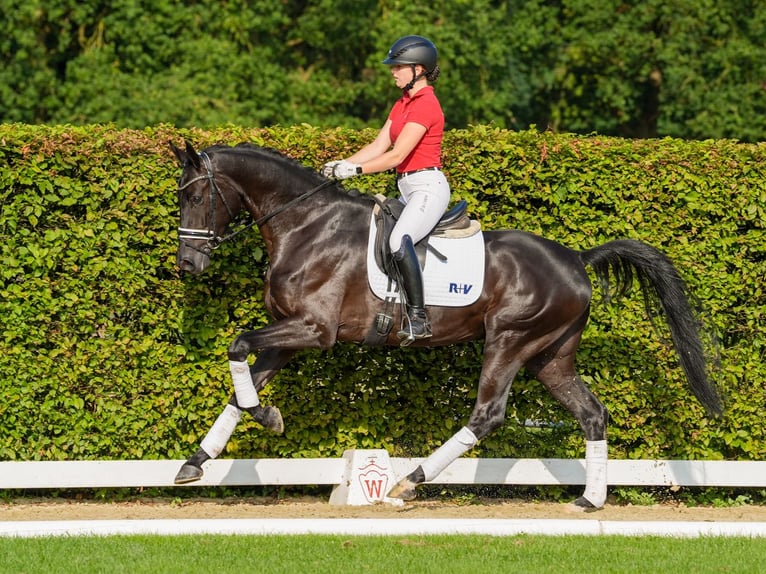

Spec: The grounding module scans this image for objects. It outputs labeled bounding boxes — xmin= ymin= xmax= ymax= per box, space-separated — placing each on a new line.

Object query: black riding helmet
xmin=382 ymin=35 xmax=438 ymax=74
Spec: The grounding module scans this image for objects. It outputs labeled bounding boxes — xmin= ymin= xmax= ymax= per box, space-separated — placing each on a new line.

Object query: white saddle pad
xmin=366 ymin=212 xmax=485 ymax=307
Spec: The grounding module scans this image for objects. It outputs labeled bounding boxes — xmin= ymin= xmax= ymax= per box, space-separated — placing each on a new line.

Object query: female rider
xmin=322 ymin=35 xmax=449 ymax=346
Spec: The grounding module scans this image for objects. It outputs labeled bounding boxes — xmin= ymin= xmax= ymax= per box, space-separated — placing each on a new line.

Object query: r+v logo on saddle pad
xmin=449 ymin=282 xmax=474 ymax=295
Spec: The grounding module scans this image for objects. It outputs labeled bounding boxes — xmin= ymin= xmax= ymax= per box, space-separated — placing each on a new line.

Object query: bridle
xmin=177 ymin=152 xmax=235 ymax=253
xmin=177 ymin=151 xmax=335 ymax=254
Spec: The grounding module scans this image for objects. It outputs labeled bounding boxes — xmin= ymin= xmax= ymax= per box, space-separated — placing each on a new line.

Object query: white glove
xmin=331 ymin=160 xmax=362 ymax=180
xmin=321 ymin=160 xmax=340 ymax=178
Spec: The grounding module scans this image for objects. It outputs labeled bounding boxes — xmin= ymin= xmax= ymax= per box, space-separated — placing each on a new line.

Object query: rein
xmin=177 ymin=152 xmax=335 ymax=252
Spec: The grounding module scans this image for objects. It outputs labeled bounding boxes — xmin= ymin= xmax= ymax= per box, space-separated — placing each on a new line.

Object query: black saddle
xmin=372 ymin=198 xmax=470 ymax=276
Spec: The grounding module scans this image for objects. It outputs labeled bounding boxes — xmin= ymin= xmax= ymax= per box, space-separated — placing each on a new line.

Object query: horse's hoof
xmin=569 ymin=496 xmax=602 ymax=513
xmin=174 ymin=463 xmax=203 ymax=484
xmin=248 ymin=405 xmax=284 ymax=434
xmin=387 ymin=477 xmax=419 ymax=501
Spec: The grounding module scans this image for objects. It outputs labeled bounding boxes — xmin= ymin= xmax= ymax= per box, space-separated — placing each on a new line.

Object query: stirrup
xmin=396 ymin=309 xmax=432 ymax=347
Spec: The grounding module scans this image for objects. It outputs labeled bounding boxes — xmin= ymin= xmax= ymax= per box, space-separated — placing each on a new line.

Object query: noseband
xmin=177 ymin=151 xmax=335 ymax=253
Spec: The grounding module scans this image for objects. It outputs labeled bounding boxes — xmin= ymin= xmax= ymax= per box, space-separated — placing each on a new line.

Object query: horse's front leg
xmin=174 ymin=347 xmax=295 ymax=484
xmin=175 ymin=318 xmax=333 ymax=485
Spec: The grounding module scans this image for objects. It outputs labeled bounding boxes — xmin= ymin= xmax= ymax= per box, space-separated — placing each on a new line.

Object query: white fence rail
xmin=1 ymin=458 xmax=764 ymax=489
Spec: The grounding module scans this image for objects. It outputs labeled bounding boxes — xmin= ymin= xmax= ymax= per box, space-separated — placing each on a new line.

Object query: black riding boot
xmin=393 ymin=235 xmax=432 ymax=346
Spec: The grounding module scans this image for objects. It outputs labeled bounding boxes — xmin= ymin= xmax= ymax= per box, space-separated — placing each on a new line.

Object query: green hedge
xmin=0 ymin=124 xmax=763 ymax=465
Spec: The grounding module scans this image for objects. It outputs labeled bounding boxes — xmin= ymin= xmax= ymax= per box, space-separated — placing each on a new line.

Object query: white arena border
xmin=2 ymin=518 xmax=766 ymax=538
xmin=3 ymin=454 xmax=766 ymax=538
xmin=3 ymin=457 xmax=766 ymax=490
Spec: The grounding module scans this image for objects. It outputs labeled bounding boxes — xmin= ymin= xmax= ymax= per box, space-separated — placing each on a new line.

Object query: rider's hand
xmin=321 ymin=160 xmax=340 ymax=178
xmin=330 ymin=160 xmax=362 ymax=180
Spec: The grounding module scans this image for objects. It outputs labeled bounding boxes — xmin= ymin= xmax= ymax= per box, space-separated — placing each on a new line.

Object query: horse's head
xmin=170 ymin=141 xmax=240 ymax=274
xmin=170 ymin=140 xmax=338 ymax=275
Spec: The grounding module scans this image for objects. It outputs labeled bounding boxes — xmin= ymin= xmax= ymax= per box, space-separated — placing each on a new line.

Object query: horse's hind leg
xmin=527 ymin=341 xmax=609 ymax=510
xmin=388 ymin=342 xmax=519 ymax=500
xmin=174 ymin=349 xmax=293 ymax=484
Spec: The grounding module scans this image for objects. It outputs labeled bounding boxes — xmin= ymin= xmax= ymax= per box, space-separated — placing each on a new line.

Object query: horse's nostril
xmin=178 ymin=259 xmax=197 ymax=273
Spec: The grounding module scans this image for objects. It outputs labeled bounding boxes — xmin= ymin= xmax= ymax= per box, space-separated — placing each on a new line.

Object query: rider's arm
xmin=346 ymin=121 xmax=394 ymax=165
xmin=352 ymin=121 xmax=427 ymax=174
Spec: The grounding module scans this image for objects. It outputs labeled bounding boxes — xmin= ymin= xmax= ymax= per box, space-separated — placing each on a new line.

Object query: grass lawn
xmin=1 ymin=534 xmax=765 ymax=573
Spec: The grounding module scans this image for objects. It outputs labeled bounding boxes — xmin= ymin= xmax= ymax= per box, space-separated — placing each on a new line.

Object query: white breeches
xmin=388 ymin=169 xmax=451 ymax=252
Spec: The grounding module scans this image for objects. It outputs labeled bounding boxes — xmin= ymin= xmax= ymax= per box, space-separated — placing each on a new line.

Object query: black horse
xmin=170 ymin=141 xmax=722 ymax=509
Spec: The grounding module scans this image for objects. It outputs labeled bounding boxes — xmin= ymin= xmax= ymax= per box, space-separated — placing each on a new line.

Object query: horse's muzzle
xmin=176 ymin=243 xmax=210 ymax=275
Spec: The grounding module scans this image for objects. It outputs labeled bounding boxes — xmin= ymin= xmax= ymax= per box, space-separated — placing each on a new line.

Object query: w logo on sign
xmin=356 ymin=458 xmax=390 ymax=503
xmin=329 ymin=449 xmax=400 ymax=506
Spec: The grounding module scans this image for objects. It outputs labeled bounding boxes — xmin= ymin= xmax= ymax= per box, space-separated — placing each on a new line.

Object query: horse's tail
xmin=580 ymin=239 xmax=723 ymax=417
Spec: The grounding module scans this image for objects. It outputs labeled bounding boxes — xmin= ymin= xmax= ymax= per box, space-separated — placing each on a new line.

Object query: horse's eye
xmin=190 ymin=194 xmax=204 ymax=206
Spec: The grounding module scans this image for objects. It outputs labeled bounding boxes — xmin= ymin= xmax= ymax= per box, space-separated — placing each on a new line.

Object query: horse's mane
xmin=204 ymin=142 xmax=321 ymax=181
xmin=204 ymin=142 xmax=376 ymax=205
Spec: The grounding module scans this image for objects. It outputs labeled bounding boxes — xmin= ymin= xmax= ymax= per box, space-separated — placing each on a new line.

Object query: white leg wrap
xmin=230 ymin=360 xmax=259 ymax=408
xmin=583 ymin=439 xmax=608 ymax=508
xmin=200 ymin=404 xmax=242 ymax=459
xmin=420 ymin=426 xmax=478 ymax=482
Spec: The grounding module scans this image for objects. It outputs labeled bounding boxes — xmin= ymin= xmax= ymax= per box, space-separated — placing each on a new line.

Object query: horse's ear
xmin=169 ymin=141 xmax=186 ymax=166
xmin=169 ymin=140 xmax=201 ymax=169
xmin=185 ymin=140 xmax=201 ymax=169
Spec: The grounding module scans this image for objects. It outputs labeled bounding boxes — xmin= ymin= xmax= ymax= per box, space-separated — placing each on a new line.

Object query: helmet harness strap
xmin=403 ymin=63 xmax=425 ymax=93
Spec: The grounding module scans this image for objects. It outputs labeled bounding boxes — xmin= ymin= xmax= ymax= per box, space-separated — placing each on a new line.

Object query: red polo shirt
xmin=387 ymin=86 xmax=444 ymax=173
